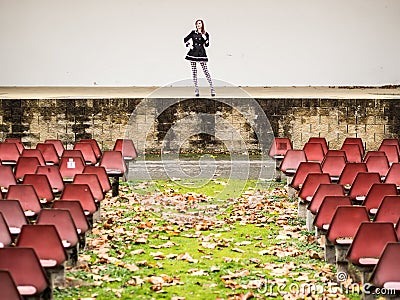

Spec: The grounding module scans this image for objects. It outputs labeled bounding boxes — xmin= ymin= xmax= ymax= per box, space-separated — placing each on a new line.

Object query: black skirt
xmin=184 ymin=30 xmax=209 ymax=62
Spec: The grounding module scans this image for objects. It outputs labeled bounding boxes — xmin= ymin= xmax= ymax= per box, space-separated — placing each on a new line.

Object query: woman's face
xmin=196 ymin=21 xmax=203 ymax=31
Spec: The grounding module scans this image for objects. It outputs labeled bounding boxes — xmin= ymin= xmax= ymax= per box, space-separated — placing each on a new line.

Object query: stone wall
xmin=0 ymin=97 xmax=399 ymax=153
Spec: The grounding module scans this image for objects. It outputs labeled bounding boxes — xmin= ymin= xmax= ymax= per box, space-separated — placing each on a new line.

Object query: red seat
xmin=0 ymin=165 xmax=17 ymax=193
xmin=365 ymin=155 xmax=390 ymax=179
xmin=308 ymin=137 xmax=328 ymax=154
xmin=60 ymin=184 xmax=97 ymax=216
xmin=22 ymin=174 xmax=54 ymax=204
xmin=61 ymin=150 xmax=85 ymax=162
xmin=348 ymin=172 xmax=381 ymax=202
xmin=35 ymin=165 xmax=65 ymax=194
xmin=363 ymin=150 xmax=386 ymax=163
xmin=83 ymin=166 xmax=111 ymax=193
xmin=303 ymin=142 xmax=325 ymax=163
xmin=268 ymin=137 xmax=292 ymax=159
xmin=0 ymin=247 xmax=49 ymax=297
xmin=0 ymin=212 xmax=12 ymax=248
xmin=6 ymin=185 xmax=41 ymax=217
xmin=99 ymin=151 xmax=127 ymax=176
xmin=44 ymin=139 xmax=64 ymax=157
xmin=384 ymin=163 xmax=400 ymax=189
xmin=347 ymin=222 xmax=397 ymax=268
xmin=36 ymin=143 xmax=59 ymax=165
xmin=338 ymin=162 xmax=368 ymax=189
xmin=380 ymin=138 xmax=400 ymax=153
xmin=362 ymin=183 xmax=397 ymax=214
xmin=313 ymin=197 xmax=352 ymax=231
xmin=73 ymin=173 xmax=104 ymax=201
xmin=0 ymin=200 xmax=28 ymax=235
xmin=16 ymin=224 xmax=67 ymax=268
xmin=369 ymin=243 xmax=400 ymax=291
xmin=0 ymin=142 xmax=20 ymax=165
xmin=378 ymin=144 xmax=400 ymax=165
xmin=21 ymin=149 xmax=45 ymax=166
xmin=342 ymin=137 xmax=365 ymax=156
xmin=36 ymin=209 xmax=79 ymax=249
xmin=59 ymin=156 xmax=85 ymax=182
xmin=298 ymin=173 xmax=331 ymax=203
xmin=290 ymin=162 xmax=322 ymax=190
xmin=374 ymin=196 xmax=400 ymax=224
xmin=52 ymin=200 xmax=90 ymax=235
xmin=4 ymin=138 xmax=24 ymax=154
xmin=0 ymin=270 xmax=23 ymax=300
xmin=80 ymin=139 xmax=102 ymax=160
xmin=73 ymin=142 xmax=97 ymax=165
xmin=321 ymin=155 xmax=346 ymax=181
xmin=14 ymin=157 xmax=41 ymax=182
xmin=326 ymin=206 xmax=370 ymax=245
xmin=307 ymin=183 xmax=345 ymax=214
xmin=113 ymin=139 xmax=138 ymax=161
xmin=279 ymin=150 xmax=307 ymax=176
xmin=325 ymin=150 xmax=347 ymax=159
xmin=340 ymin=143 xmax=362 ymax=163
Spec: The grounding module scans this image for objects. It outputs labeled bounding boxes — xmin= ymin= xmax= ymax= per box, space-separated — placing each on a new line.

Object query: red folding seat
xmin=99 ymin=151 xmax=127 ymax=176
xmin=362 ymin=183 xmax=397 ymax=214
xmin=22 ymin=174 xmax=54 ymax=204
xmin=279 ymin=149 xmax=307 ymax=176
xmin=52 ymin=200 xmax=90 ymax=236
xmin=73 ymin=173 xmax=104 ymax=201
xmin=325 ymin=150 xmax=347 ymax=158
xmin=0 ymin=270 xmax=23 ymax=300
xmin=6 ymin=185 xmax=41 ymax=217
xmin=268 ymin=137 xmax=292 ymax=160
xmin=374 ymin=196 xmax=400 ymax=224
xmin=338 ymin=162 xmax=368 ymax=190
xmin=365 ymin=155 xmax=390 ymax=180
xmin=313 ymin=197 xmax=352 ymax=231
xmin=0 ymin=165 xmax=17 ymax=193
xmin=308 ymin=137 xmax=328 ymax=154
xmin=298 ymin=173 xmax=331 ymax=203
xmin=0 ymin=212 xmax=12 ymax=247
xmin=307 ymin=183 xmax=345 ymax=215
xmin=303 ymin=142 xmax=325 ymax=163
xmin=384 ymin=163 xmax=400 ymax=189
xmin=340 ymin=143 xmax=362 ymax=163
xmin=0 ymin=200 xmax=28 ymax=235
xmin=21 ymin=149 xmax=45 ymax=166
xmin=348 ymin=172 xmax=381 ymax=202
xmin=16 ymin=224 xmax=67 ymax=268
xmin=113 ymin=138 xmax=138 ymax=161
xmin=369 ymin=243 xmax=400 ymax=292
xmin=321 ymin=155 xmax=346 ymax=182
xmin=36 ymin=143 xmax=59 ymax=165
xmin=347 ymin=222 xmax=397 ymax=269
xmin=80 ymin=139 xmax=102 ymax=160
xmin=35 ymin=165 xmax=65 ymax=194
xmin=59 ymin=156 xmax=85 ymax=182
xmin=44 ymin=139 xmax=64 ymax=157
xmin=290 ymin=162 xmax=322 ymax=190
xmin=342 ymin=137 xmax=365 ymax=156
xmin=60 ymin=184 xmax=97 ymax=216
xmin=363 ymin=150 xmax=386 ymax=163
xmin=4 ymin=138 xmax=24 ymax=153
xmin=73 ymin=142 xmax=97 ymax=165
xmin=14 ymin=157 xmax=41 ymax=182
xmin=83 ymin=165 xmax=111 ymax=193
xmin=0 ymin=142 xmax=20 ymax=165
xmin=326 ymin=206 xmax=370 ymax=245
xmin=0 ymin=247 xmax=49 ymax=298
xmin=380 ymin=138 xmax=400 ymax=152
xmin=61 ymin=149 xmax=85 ymax=162
xmin=378 ymin=144 xmax=400 ymax=165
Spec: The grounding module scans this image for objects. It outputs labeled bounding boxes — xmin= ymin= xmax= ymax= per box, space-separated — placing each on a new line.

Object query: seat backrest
xmin=59 ymin=156 xmax=85 ymax=181
xmin=4 ymin=138 xmax=24 ymax=154
xmin=307 ymin=183 xmax=345 ymax=214
xmin=384 ymin=163 xmax=400 ymax=186
xmin=14 ymin=157 xmax=41 ymax=181
xmin=374 ymin=196 xmax=400 ymax=224
xmin=290 ymin=162 xmax=322 ymax=190
xmin=22 ymin=174 xmax=54 ymax=203
xmin=99 ymin=151 xmax=127 ymax=175
xmin=0 ymin=142 xmax=21 ymax=164
xmin=348 ymin=172 xmax=381 ymax=202
xmin=52 ymin=200 xmax=90 ymax=234
xmin=0 ymin=200 xmax=28 ymax=234
xmin=0 ymin=270 xmax=23 ymax=300
xmin=44 ymin=139 xmax=64 ymax=157
xmin=365 ymin=155 xmax=390 ymax=178
xmin=314 ymin=197 xmax=352 ymax=230
xmin=73 ymin=142 xmax=97 ymax=165
xmin=370 ymin=243 xmax=400 ymax=288
xmin=36 ymin=143 xmax=59 ymax=165
xmin=303 ymin=142 xmax=325 ymax=163
xmin=60 ymin=183 xmax=97 ymax=215
xmin=113 ymin=139 xmax=138 ymax=160
xmin=21 ymin=149 xmax=45 ymax=166
xmin=6 ymin=184 xmax=41 ymax=216
xmin=308 ymin=137 xmax=328 ymax=154
xmin=0 ymin=247 xmax=49 ymax=296
xmin=73 ymin=173 xmax=104 ymax=201
xmin=340 ymin=143 xmax=362 ymax=163
xmin=0 ymin=212 xmax=12 ymax=247
xmin=35 ymin=165 xmax=65 ymax=193
xmin=363 ymin=151 xmax=386 ymax=163
xmin=325 ymin=150 xmax=347 ymax=159
xmin=338 ymin=162 xmax=368 ymax=188
xmin=36 ymin=209 xmax=79 ymax=248
xmin=326 ymin=206 xmax=370 ymax=245
xmin=268 ymin=137 xmax=292 ymax=158
xmin=380 ymin=138 xmax=400 ymax=152
xmin=363 ymin=183 xmax=397 ymax=214
xmin=347 ymin=222 xmax=397 ymax=267
xmin=342 ymin=137 xmax=365 ymax=156
xmin=0 ymin=165 xmax=17 ymax=192
xmin=279 ymin=150 xmax=307 ymax=175
xmin=83 ymin=165 xmax=111 ymax=193
xmin=321 ymin=155 xmax=347 ymax=179
xmin=80 ymin=139 xmax=102 ymax=159
xmin=298 ymin=173 xmax=331 ymax=202
xmin=378 ymin=144 xmax=400 ymax=165
xmin=16 ymin=224 xmax=67 ymax=267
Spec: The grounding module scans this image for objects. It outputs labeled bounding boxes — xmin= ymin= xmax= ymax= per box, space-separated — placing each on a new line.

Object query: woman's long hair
xmin=195 ymin=19 xmax=205 ymax=34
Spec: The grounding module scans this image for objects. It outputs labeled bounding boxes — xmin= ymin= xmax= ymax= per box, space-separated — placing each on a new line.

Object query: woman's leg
xmin=200 ymin=61 xmax=215 ymax=96
xmin=190 ymin=61 xmax=199 ymax=96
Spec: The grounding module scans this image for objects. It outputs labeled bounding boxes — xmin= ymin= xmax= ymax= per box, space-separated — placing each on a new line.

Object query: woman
xmin=184 ymin=19 xmax=215 ymax=97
